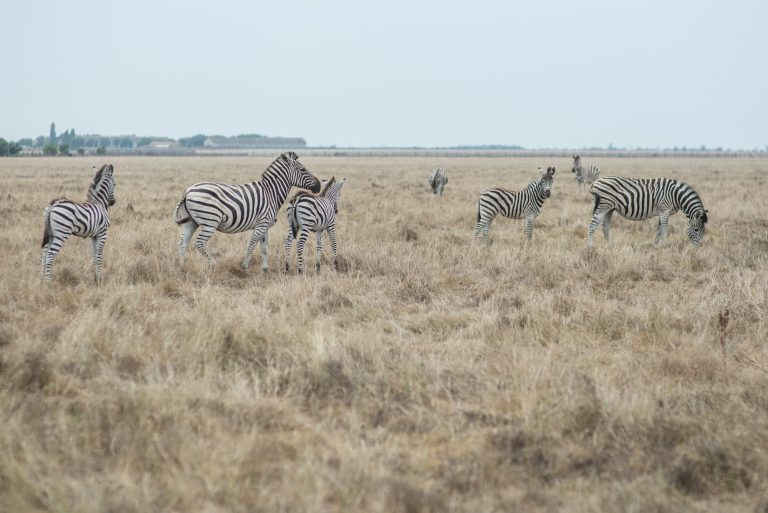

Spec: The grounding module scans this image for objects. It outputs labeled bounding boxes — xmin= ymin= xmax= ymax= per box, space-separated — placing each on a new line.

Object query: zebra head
xmin=571 ymin=155 xmax=581 ymax=175
xmin=687 ymin=209 xmax=709 ymax=247
xmin=89 ymin=164 xmax=116 ymax=207
xmin=281 ymin=152 xmax=321 ymax=193
xmin=538 ymin=166 xmax=555 ymax=198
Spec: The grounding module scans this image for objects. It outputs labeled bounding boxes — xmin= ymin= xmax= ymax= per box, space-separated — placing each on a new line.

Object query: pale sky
xmin=4 ymin=0 xmax=766 ymax=148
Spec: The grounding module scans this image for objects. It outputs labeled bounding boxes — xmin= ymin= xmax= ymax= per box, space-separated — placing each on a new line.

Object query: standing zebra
xmin=474 ymin=166 xmax=556 ymax=242
xmin=41 ymin=164 xmax=116 ymax=282
xmin=175 ymin=152 xmax=321 ymax=272
xmin=284 ymin=176 xmax=346 ymax=273
xmin=587 ymin=176 xmax=709 ymax=247
xmin=428 ymin=168 xmax=448 ymax=196
xmin=572 ymin=155 xmax=599 ymax=188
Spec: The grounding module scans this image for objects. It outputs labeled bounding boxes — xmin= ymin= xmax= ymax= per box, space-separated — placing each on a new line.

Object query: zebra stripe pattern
xmin=588 ymin=176 xmax=709 ymax=247
xmin=284 ymin=176 xmax=346 ymax=273
xmin=572 ymin=155 xmax=600 ymax=188
xmin=474 ymin=166 xmax=556 ymax=242
xmin=41 ymin=164 xmax=116 ymax=282
xmin=175 ymin=152 xmax=321 ymax=272
xmin=428 ymin=168 xmax=448 ymax=196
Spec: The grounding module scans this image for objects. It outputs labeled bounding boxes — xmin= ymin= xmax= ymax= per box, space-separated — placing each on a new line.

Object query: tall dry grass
xmin=0 ymin=156 xmax=766 ymax=512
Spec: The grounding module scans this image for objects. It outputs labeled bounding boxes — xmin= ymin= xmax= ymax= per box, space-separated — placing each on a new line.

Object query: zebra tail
xmin=41 ymin=206 xmax=52 ymax=248
xmin=174 ymin=197 xmax=192 ymax=225
xmin=592 ymin=193 xmax=600 ymax=215
xmin=289 ymin=206 xmax=299 ymax=239
xmin=476 ymin=200 xmax=481 ymax=224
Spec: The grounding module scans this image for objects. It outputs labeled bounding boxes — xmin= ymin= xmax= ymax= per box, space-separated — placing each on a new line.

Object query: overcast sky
xmin=4 ymin=0 xmax=766 ymax=148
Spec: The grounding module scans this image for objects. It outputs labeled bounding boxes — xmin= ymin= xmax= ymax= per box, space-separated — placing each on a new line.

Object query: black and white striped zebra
xmin=175 ymin=152 xmax=321 ymax=272
xmin=41 ymin=164 xmax=116 ymax=282
xmin=284 ymin=176 xmax=346 ymax=273
xmin=572 ymin=155 xmax=599 ymax=188
xmin=474 ymin=166 xmax=556 ymax=242
xmin=587 ymin=176 xmax=709 ymax=247
xmin=428 ymin=168 xmax=448 ymax=196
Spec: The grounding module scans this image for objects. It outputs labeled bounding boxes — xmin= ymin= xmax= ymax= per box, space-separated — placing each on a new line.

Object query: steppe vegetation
xmin=0 ymin=156 xmax=766 ymax=512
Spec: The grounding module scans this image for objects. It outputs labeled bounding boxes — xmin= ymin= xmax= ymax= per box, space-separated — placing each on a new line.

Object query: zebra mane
xmin=320 ymin=176 xmax=336 ymax=196
xmin=287 ymin=177 xmax=333 ymax=206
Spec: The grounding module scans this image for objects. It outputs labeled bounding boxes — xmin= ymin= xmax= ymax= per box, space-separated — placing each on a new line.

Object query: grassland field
xmin=0 ymin=155 xmax=766 ymax=512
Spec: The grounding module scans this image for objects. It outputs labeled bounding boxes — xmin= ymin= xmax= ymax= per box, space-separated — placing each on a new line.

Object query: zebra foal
xmin=474 ymin=166 xmax=556 ymax=242
xmin=41 ymin=164 xmax=116 ymax=282
xmin=572 ymin=155 xmax=599 ymax=188
xmin=428 ymin=168 xmax=448 ymax=196
xmin=284 ymin=176 xmax=346 ymax=273
xmin=587 ymin=176 xmax=709 ymax=247
xmin=174 ymin=152 xmax=321 ymax=272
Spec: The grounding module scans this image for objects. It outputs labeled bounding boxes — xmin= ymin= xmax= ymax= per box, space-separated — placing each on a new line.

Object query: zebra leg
xmin=602 ymin=210 xmax=614 ymax=241
xmin=655 ymin=214 xmax=670 ymax=245
xmin=178 ymin=220 xmax=198 ymax=265
xmin=474 ymin=215 xmax=493 ymax=243
xmin=241 ymin=223 xmax=268 ymax=271
xmin=284 ymin=231 xmax=294 ymax=273
xmin=91 ymin=230 xmax=108 ymax=284
xmin=42 ymin=233 xmax=70 ymax=281
xmin=524 ymin=215 xmax=534 ymax=240
xmin=587 ymin=210 xmax=607 ymax=247
xmin=296 ymin=228 xmax=310 ymax=274
xmin=259 ymin=230 xmax=269 ymax=273
xmin=327 ymin=224 xmax=339 ymax=270
xmin=194 ymin=224 xmax=218 ymax=271
xmin=316 ymin=231 xmax=324 ymax=271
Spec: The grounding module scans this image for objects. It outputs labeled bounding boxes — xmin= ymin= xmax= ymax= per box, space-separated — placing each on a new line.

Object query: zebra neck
xmin=258 ymin=170 xmax=293 ymax=210
xmin=88 ymin=189 xmax=109 ymax=208
xmin=674 ymin=184 xmax=703 ymax=218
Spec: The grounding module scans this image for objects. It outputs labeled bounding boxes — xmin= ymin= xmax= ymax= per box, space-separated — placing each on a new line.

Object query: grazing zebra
xmin=41 ymin=164 xmax=116 ymax=282
xmin=587 ymin=176 xmax=709 ymax=247
xmin=428 ymin=168 xmax=448 ymax=196
xmin=572 ymin=155 xmax=599 ymax=188
xmin=284 ymin=176 xmax=346 ymax=273
xmin=174 ymin=152 xmax=321 ymax=272
xmin=474 ymin=166 xmax=556 ymax=242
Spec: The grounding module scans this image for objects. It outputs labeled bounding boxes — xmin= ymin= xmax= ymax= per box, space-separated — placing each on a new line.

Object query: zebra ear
xmin=283 ymin=151 xmax=299 ymax=161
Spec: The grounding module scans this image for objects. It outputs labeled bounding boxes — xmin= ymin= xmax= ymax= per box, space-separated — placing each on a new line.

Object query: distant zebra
xmin=175 ymin=152 xmax=321 ymax=272
xmin=572 ymin=155 xmax=599 ymax=188
xmin=284 ymin=176 xmax=346 ymax=273
xmin=587 ymin=176 xmax=709 ymax=247
xmin=474 ymin=166 xmax=556 ymax=242
xmin=41 ymin=164 xmax=116 ymax=282
xmin=428 ymin=168 xmax=448 ymax=196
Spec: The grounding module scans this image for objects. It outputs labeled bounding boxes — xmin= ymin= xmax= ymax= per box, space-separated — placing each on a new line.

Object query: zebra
xmin=587 ymin=176 xmax=709 ymax=247
xmin=284 ymin=176 xmax=346 ymax=273
xmin=174 ymin=152 xmax=321 ymax=272
xmin=41 ymin=164 xmax=116 ymax=282
xmin=474 ymin=166 xmax=556 ymax=242
xmin=428 ymin=168 xmax=448 ymax=196
xmin=572 ymin=155 xmax=599 ymax=188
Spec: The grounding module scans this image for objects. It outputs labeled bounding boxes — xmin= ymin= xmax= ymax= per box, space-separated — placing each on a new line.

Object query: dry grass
xmin=0 ymin=155 xmax=767 ymax=512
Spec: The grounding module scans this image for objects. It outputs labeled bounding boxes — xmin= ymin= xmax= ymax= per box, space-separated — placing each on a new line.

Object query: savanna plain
xmin=0 ymin=155 xmax=767 ymax=512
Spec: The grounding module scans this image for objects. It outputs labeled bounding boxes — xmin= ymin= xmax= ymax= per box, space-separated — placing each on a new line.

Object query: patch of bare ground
xmin=0 ymin=156 xmax=766 ymax=512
